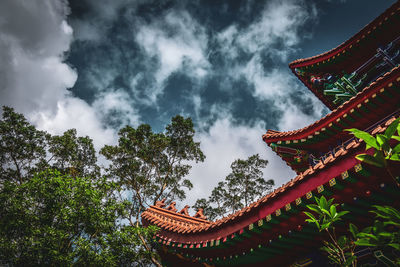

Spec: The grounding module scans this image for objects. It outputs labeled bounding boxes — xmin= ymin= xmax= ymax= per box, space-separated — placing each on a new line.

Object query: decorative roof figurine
xmin=179 ymin=205 xmax=190 ymax=216
xmin=155 ymin=198 xmax=166 ymax=208
xmin=166 ymin=201 xmax=177 ymax=212
xmin=193 ymin=208 xmax=207 ymax=220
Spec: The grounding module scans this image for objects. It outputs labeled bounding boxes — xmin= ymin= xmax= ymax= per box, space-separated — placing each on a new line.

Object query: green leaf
xmin=330 ymin=205 xmax=337 ymax=218
xmin=304 ymin=212 xmax=317 ymax=222
xmin=321 ymin=208 xmax=331 ymax=217
xmin=385 ymin=117 xmax=400 ymax=139
xmin=355 ymin=154 xmax=384 ymax=168
xmin=392 ymin=143 xmax=400 ymax=154
xmin=388 ymin=243 xmax=400 ymax=250
xmin=345 ymin=128 xmax=379 ymax=149
xmin=390 ymin=153 xmax=400 ymax=161
xmin=306 ymin=204 xmax=322 ymax=215
xmin=376 ymin=134 xmax=389 ymax=151
xmin=337 ymin=211 xmax=350 ymax=217
xmin=321 ymin=222 xmax=331 ymax=230
xmin=319 ymin=196 xmax=328 ymax=211
xmin=349 ymin=223 xmax=358 ymax=238
xmin=392 ymin=135 xmax=400 ymax=142
xmin=344 ymin=255 xmax=356 ymax=266
xmin=355 ymin=238 xmax=375 ymax=246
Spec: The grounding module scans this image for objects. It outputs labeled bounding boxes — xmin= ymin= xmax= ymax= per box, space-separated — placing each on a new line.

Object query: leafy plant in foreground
xmin=304 ymin=196 xmax=356 ymax=266
xmin=346 ymin=117 xmax=400 ymax=186
xmin=305 ymin=196 xmax=400 ymax=266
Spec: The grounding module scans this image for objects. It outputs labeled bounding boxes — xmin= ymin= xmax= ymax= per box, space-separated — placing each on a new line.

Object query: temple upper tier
xmin=289 ymin=2 xmax=400 ymax=110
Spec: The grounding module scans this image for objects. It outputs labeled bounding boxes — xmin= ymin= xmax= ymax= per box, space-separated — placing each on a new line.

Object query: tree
xmin=226 ymin=154 xmax=274 ymax=208
xmin=305 ymin=197 xmax=400 ymax=266
xmin=0 ymin=169 xmax=159 ymax=266
xmin=100 ymin=116 xmax=204 ymax=214
xmin=192 ymin=198 xmax=218 ymax=221
xmin=0 ymin=106 xmax=48 ymax=184
xmin=46 ymin=129 xmax=100 ymax=178
xmin=0 ymin=107 xmax=101 ymax=184
xmin=0 ymin=108 xmax=207 ymax=266
xmin=196 ymin=154 xmax=274 ymax=220
xmin=100 ymin=115 xmax=205 ymax=266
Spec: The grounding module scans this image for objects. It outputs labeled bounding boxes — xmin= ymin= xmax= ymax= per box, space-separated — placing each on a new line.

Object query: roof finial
xmin=155 ymin=198 xmax=167 ymax=208
xmin=166 ymin=201 xmax=177 ymax=212
xmin=193 ymin=208 xmax=207 ymax=220
xmin=179 ymin=205 xmax=190 ymax=216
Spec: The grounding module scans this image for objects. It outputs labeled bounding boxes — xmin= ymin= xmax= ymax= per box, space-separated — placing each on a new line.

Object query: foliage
xmin=0 ymin=106 xmax=48 ymax=184
xmin=353 ymin=206 xmax=400 ymax=251
xmin=46 ymin=129 xmax=100 ymax=178
xmin=100 ymin=115 xmax=204 ymax=266
xmin=100 ymin=115 xmax=204 ymax=218
xmin=305 ymin=196 xmax=400 ymax=266
xmin=0 ymin=107 xmax=207 ymax=267
xmin=0 ymin=106 xmax=101 ymax=184
xmin=195 ymin=154 xmax=274 ymax=220
xmin=304 ymin=196 xmax=349 ymax=232
xmin=304 ymin=196 xmax=356 ymax=266
xmin=193 ymin=198 xmax=221 ymax=222
xmin=346 ymin=117 xmax=400 ymax=185
xmin=0 ymin=169 xmax=159 ymax=266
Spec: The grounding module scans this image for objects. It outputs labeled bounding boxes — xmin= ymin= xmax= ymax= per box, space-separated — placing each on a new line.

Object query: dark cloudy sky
xmin=0 ymin=0 xmax=395 ymax=205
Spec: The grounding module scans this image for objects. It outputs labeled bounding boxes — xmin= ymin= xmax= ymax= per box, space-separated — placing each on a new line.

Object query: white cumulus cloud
xmin=0 ymin=0 xmax=128 ymax=149
xmin=186 ymin=117 xmax=295 ymax=206
xmin=135 ymin=10 xmax=210 ymax=103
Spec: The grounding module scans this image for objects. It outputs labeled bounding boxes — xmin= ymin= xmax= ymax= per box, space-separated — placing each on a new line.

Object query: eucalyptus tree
xmin=196 ymin=154 xmax=274 ymax=220
xmin=226 ymin=154 xmax=274 ymax=208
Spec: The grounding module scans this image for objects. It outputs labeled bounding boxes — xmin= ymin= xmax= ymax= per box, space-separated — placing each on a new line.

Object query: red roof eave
xmin=263 ymin=66 xmax=400 ymax=144
xmin=288 ymin=2 xmax=400 ymax=70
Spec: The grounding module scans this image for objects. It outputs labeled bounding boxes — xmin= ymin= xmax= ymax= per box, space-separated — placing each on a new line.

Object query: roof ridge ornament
xmin=155 ymin=198 xmax=167 ymax=208
xmin=193 ymin=208 xmax=207 ymax=220
xmin=179 ymin=205 xmax=190 ymax=216
xmin=166 ymin=201 xmax=177 ymax=212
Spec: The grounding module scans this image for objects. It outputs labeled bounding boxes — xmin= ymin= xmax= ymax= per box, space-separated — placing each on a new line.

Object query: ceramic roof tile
xmin=323 ymin=155 xmax=334 ymax=165
xmin=345 ymin=140 xmax=357 ymax=150
xmin=385 ymin=117 xmax=397 ymax=126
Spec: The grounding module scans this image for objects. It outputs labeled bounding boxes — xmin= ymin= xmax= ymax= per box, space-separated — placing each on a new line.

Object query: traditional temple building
xmin=142 ymin=2 xmax=400 ymax=266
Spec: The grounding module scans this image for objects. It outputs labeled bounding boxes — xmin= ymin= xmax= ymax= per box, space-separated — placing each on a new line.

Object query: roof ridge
xmin=288 ymin=1 xmax=400 ymax=68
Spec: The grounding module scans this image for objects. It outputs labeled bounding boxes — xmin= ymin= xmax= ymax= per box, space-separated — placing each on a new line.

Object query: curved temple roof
xmin=142 ymin=114 xmax=399 ymax=240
